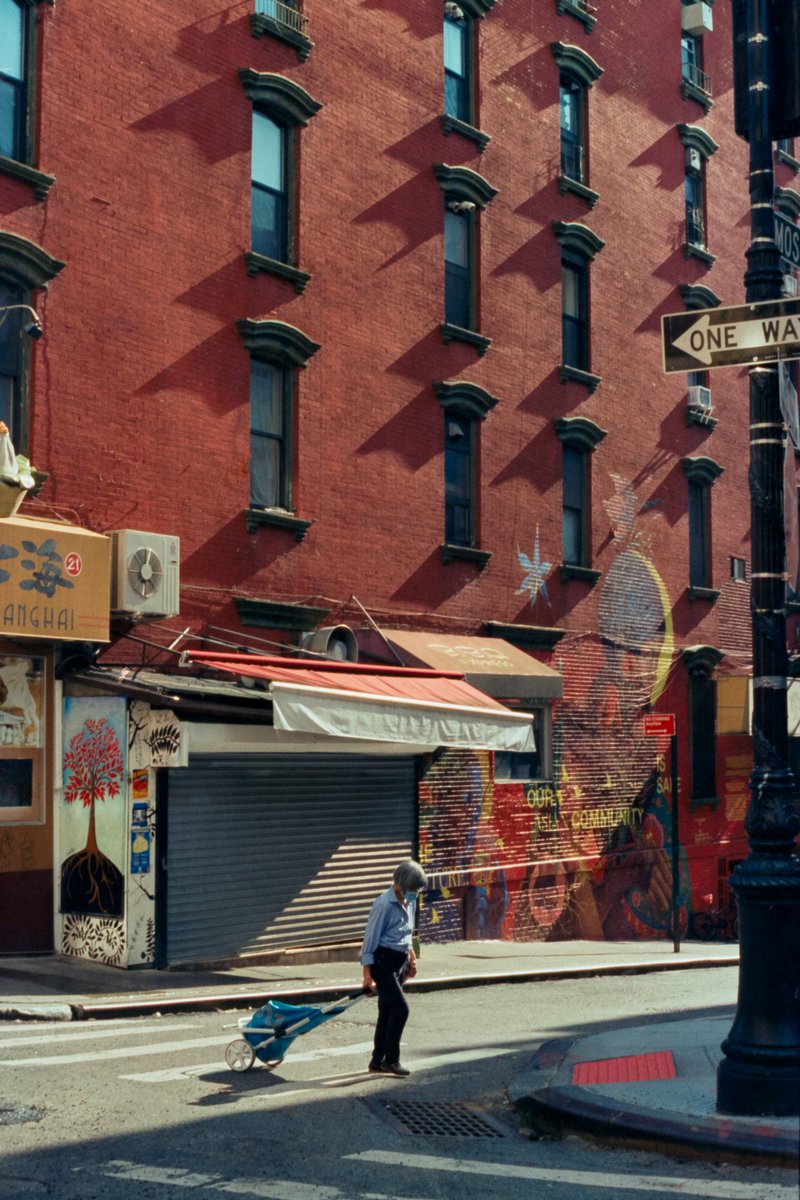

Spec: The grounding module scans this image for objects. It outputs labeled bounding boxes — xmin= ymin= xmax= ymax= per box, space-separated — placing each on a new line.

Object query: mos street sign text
xmin=775 ymin=211 xmax=800 ymax=271
xmin=662 ymin=298 xmax=800 ymax=373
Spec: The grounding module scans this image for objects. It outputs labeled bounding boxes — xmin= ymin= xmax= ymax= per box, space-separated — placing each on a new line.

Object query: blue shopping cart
xmin=224 ymin=988 xmax=371 ymax=1072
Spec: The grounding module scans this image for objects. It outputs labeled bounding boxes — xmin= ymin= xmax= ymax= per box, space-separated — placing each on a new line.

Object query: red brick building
xmin=1 ymin=0 xmax=797 ymax=965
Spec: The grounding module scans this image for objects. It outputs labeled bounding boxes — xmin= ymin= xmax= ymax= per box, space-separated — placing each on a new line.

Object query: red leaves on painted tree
xmin=63 ymin=717 xmax=124 ymax=809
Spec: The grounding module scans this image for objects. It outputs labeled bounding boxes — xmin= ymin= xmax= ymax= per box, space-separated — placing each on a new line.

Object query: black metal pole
xmin=717 ymin=0 xmax=800 ymax=1116
xmin=670 ymin=733 xmax=680 ymax=953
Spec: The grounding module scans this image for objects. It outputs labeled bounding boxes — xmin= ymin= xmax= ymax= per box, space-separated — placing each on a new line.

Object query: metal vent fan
xmin=127 ymin=545 xmax=164 ymax=599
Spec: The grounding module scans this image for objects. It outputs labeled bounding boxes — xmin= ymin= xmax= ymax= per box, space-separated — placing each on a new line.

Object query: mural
xmin=418 ymin=473 xmax=704 ymax=945
xmin=60 ymin=697 xmax=126 ymax=918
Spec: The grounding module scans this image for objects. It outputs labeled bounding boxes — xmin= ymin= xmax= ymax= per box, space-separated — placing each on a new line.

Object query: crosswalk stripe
xmin=0 ymin=1034 xmax=232 ymax=1067
xmin=347 ymin=1151 xmax=795 ymax=1199
xmin=0 ymin=1022 xmax=197 ymax=1050
xmin=120 ymin=1040 xmax=375 ymax=1082
xmin=79 ymin=1160 xmax=351 ymax=1199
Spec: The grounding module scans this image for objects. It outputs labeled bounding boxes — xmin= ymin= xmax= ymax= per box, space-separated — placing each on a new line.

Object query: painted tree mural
xmin=61 ymin=716 xmax=125 ymax=916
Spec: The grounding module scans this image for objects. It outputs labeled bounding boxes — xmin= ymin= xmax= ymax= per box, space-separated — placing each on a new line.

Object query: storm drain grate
xmin=378 ymin=1100 xmax=506 ymax=1138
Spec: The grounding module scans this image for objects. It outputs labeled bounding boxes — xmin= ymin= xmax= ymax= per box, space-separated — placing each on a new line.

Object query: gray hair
xmin=393 ymin=859 xmax=428 ymax=892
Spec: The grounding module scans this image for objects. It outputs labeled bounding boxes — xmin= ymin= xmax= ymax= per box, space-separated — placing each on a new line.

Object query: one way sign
xmin=662 ymin=298 xmax=800 ymax=373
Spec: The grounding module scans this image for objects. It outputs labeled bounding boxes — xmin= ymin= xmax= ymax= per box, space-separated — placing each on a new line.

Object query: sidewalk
xmin=3 ymin=938 xmax=797 ymax=1167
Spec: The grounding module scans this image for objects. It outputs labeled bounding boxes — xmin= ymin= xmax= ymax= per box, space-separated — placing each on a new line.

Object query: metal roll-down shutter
xmin=165 ymin=753 xmax=416 ymax=965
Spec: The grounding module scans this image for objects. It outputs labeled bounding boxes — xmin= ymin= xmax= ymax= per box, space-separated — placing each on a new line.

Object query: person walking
xmin=361 ymin=859 xmax=428 ymax=1077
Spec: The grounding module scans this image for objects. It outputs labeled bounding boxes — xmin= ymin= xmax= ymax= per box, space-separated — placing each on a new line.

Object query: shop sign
xmin=0 ymin=515 xmax=110 ymax=642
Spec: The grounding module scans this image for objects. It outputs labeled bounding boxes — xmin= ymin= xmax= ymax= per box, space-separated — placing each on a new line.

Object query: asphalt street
xmin=1 ymin=967 xmax=796 ymax=1200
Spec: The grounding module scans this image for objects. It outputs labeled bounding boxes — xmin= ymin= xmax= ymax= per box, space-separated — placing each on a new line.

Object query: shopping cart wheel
xmin=225 ymin=1039 xmax=256 ymax=1072
xmin=263 ymin=1058 xmax=284 ymax=1069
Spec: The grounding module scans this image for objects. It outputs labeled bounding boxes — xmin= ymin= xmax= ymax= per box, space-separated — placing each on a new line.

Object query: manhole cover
xmin=377 ymin=1100 xmax=506 ymax=1138
xmin=0 ymin=1104 xmax=44 ymax=1126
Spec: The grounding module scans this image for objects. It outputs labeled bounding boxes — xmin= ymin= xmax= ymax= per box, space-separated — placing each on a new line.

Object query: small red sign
xmin=64 ymin=551 xmax=83 ymax=578
xmin=643 ymin=713 xmax=676 ymax=737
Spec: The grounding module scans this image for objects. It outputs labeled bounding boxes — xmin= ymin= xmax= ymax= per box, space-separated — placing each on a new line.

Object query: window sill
xmin=249 ymin=12 xmax=314 ymax=61
xmin=440 ymin=543 xmax=492 ymax=569
xmin=560 ymin=564 xmax=601 ymax=585
xmin=244 ymin=507 xmax=313 ymax=539
xmin=777 ymin=148 xmax=800 ymax=173
xmin=555 ymin=0 xmax=597 ymax=33
xmin=557 ymin=174 xmax=599 ymax=208
xmin=559 ymin=363 xmax=601 ymax=393
xmin=439 ymin=114 xmax=491 ymax=153
xmin=684 ymin=242 xmax=716 ymax=266
xmin=245 ymin=251 xmax=311 ymax=294
xmin=441 ymin=322 xmax=492 ymax=356
xmin=0 ymin=155 xmax=55 ymax=201
xmin=689 ymin=795 xmax=721 ymax=811
xmin=681 ymin=79 xmax=713 ymax=114
xmin=686 ymin=405 xmax=718 ymax=430
xmin=688 ymin=586 xmax=720 ymax=603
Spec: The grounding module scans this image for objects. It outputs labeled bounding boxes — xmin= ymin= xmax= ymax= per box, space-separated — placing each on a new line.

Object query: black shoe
xmin=380 ymin=1061 xmax=410 ymax=1077
xmin=367 ymin=1059 xmax=383 ymax=1074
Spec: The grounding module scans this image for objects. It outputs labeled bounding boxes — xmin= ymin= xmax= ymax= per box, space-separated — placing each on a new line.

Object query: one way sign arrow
xmin=662 ymin=298 xmax=800 ymax=374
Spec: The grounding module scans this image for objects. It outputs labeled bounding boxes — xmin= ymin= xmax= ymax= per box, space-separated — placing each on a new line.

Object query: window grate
xmin=376 ymin=1100 xmax=506 ymax=1138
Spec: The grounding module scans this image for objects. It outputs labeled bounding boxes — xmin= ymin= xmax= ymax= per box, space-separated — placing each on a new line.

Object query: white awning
xmin=269 ymin=680 xmax=536 ymax=752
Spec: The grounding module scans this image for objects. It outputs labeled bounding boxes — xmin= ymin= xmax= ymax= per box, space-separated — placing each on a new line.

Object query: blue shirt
xmin=360 ymin=886 xmax=415 ymax=965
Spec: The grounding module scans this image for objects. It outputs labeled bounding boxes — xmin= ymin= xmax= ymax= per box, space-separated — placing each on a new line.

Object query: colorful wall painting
xmin=60 ymin=696 xmax=126 ymax=919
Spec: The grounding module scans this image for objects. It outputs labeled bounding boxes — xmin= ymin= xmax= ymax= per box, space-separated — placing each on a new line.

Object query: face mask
xmin=404 ymin=891 xmax=419 ymax=904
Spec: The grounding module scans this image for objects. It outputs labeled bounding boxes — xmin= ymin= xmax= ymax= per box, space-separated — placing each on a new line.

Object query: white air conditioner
xmin=685 ymin=146 xmax=702 ymax=173
xmin=782 ymin=273 xmax=799 ymax=298
xmin=681 ymin=2 xmax=713 ymax=36
xmin=111 ymin=530 xmax=180 ymax=619
xmin=687 ymin=384 xmax=712 ymax=411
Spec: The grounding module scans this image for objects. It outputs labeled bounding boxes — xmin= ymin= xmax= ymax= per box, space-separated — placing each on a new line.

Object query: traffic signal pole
xmin=716 ymin=0 xmax=800 ymax=1116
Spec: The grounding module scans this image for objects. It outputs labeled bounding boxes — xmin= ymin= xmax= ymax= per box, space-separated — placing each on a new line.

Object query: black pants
xmin=371 ymin=945 xmax=409 ymax=1065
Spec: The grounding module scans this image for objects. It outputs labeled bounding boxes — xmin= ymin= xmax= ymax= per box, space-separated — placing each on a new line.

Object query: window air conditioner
xmin=681 ymin=2 xmax=713 ymax=36
xmin=685 ymin=146 xmax=702 ymax=173
xmin=687 ymin=385 xmax=712 ymax=411
xmin=111 ymin=530 xmax=181 ymax=619
xmin=782 ymin=274 xmax=799 ymax=298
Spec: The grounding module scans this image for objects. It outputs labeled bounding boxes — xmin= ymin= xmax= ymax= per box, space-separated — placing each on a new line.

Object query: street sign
xmin=775 ymin=211 xmax=800 ymax=271
xmin=662 ymin=298 xmax=800 ymax=373
xmin=643 ymin=713 xmax=676 ymax=737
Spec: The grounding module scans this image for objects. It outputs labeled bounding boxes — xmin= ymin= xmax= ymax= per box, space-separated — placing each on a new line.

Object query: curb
xmin=1 ymin=954 xmax=740 ymax=1022
xmin=509 ymin=1037 xmax=800 ymax=1169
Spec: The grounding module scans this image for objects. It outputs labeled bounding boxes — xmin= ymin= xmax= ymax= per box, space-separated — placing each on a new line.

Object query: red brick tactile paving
xmin=572 ymin=1050 xmax=677 ymax=1085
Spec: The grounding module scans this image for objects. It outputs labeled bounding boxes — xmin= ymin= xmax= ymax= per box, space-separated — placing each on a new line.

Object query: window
xmin=683 ymin=646 xmax=722 ymax=806
xmin=251 ymin=109 xmax=288 ymax=263
xmin=561 ymin=253 xmax=588 ymax=373
xmin=0 ymin=0 xmax=25 ymax=163
xmin=236 ymin=317 xmax=320 ymax=536
xmin=249 ymin=359 xmax=290 ymax=510
xmin=444 ymin=203 xmax=472 ymax=331
xmin=559 ymin=75 xmax=584 ymax=184
xmin=678 ymin=124 xmax=718 ymax=264
xmin=551 ymin=42 xmax=603 ymax=205
xmin=553 ymin=221 xmax=604 ymax=390
xmin=444 ymin=11 xmax=471 ymax=124
xmin=495 ymin=709 xmax=550 ymax=782
xmin=731 ymin=556 xmax=746 ymax=582
xmin=682 ymin=455 xmax=724 ymax=598
xmin=0 ymin=230 xmax=64 ymax=456
xmin=434 ymin=164 xmax=496 ymax=355
xmin=0 ymin=651 xmax=45 ymax=825
xmin=434 ymin=379 xmax=497 ymax=567
xmin=250 ymin=0 xmax=313 ymax=62
xmin=239 ymin=70 xmax=321 ymax=290
xmin=554 ymin=416 xmax=606 ymax=581
xmin=681 ymin=33 xmax=711 ymax=108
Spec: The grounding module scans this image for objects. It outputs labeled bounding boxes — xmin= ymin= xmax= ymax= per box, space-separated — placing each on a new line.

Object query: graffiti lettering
xmin=524 ymin=784 xmax=561 ymax=812
xmin=571 ymin=805 xmax=643 ymax=831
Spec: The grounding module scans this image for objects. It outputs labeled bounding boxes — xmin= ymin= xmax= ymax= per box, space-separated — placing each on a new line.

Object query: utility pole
xmin=717 ymin=0 xmax=800 ymax=1116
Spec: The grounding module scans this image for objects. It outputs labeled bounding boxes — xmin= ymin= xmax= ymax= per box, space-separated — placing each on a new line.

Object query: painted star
xmin=517 ymin=526 xmax=552 ymax=606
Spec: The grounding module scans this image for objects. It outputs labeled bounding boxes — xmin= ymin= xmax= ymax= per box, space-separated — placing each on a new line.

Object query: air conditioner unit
xmin=687 ymin=384 xmax=712 ymax=411
xmin=111 ymin=530 xmax=180 ymax=619
xmin=681 ymin=2 xmax=713 ymax=36
xmin=685 ymin=146 xmax=702 ymax=173
xmin=782 ymin=273 xmax=799 ymax=298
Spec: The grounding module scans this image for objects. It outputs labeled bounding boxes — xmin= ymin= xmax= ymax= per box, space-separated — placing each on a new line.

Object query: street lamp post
xmin=716 ymin=0 xmax=800 ymax=1116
